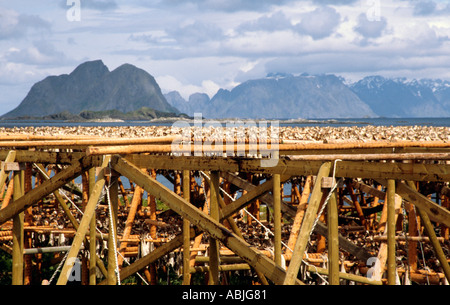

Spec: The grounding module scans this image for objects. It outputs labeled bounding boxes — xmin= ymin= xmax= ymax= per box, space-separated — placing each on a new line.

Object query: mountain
xmin=164 ymin=91 xmax=210 ymax=116
xmin=2 ymin=60 xmax=178 ymax=118
xmin=6 ymin=60 xmax=450 ymax=120
xmin=350 ymin=76 xmax=450 ymax=117
xmin=166 ymin=73 xmax=376 ymax=119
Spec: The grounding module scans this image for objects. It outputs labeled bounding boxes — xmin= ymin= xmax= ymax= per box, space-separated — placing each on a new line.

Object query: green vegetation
xmin=35 ymin=106 xmax=191 ymax=122
xmin=0 ymin=250 xmax=12 ymax=285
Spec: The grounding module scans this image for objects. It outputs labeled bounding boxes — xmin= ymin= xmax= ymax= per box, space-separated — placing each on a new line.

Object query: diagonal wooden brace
xmin=0 ymin=151 xmax=16 ymax=192
xmin=283 ymin=162 xmax=332 ymax=285
xmin=110 ymin=155 xmax=304 ymax=285
xmin=378 ymin=179 xmax=450 ymax=227
xmin=0 ymin=155 xmax=101 ymax=225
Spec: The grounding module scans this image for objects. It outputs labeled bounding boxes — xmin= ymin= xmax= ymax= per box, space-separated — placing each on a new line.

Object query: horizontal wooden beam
xmin=110 ymin=155 xmax=303 ymax=285
xmin=124 ymin=154 xmax=450 ymax=181
xmin=306 ymin=265 xmax=382 ymax=285
xmin=0 ymin=135 xmax=181 ymax=148
xmin=90 ymin=140 xmax=450 ymax=156
xmin=336 ymin=161 xmax=450 ymax=182
xmin=289 ymin=153 xmax=450 ymax=161
xmin=0 ymin=150 xmax=86 ymax=164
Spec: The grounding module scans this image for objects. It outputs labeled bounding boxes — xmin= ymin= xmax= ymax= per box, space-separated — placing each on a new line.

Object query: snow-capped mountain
xmin=350 ymin=76 xmax=450 ymax=117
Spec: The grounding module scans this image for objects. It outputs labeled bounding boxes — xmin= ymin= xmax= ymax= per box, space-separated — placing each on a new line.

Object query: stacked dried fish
xmin=0 ymin=125 xmax=448 ymax=142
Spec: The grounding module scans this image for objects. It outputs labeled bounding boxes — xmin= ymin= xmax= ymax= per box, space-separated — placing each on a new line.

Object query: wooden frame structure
xmin=0 ymin=134 xmax=449 ymax=285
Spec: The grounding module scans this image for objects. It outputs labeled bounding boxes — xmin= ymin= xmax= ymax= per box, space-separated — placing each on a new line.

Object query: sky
xmin=1 ymin=0 xmax=450 ymax=115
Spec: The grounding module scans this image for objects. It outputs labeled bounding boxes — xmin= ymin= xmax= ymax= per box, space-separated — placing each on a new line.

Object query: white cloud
xmin=156 ymin=75 xmax=220 ymax=99
xmin=5 ymin=40 xmax=72 ymax=66
xmin=166 ymin=21 xmax=225 ymax=45
xmin=237 ymin=11 xmax=293 ymax=33
xmin=294 ymin=6 xmax=341 ymax=39
xmin=1 ymin=0 xmax=450 ymax=116
xmin=0 ymin=7 xmax=50 ymax=40
xmin=354 ymin=13 xmax=388 ymax=38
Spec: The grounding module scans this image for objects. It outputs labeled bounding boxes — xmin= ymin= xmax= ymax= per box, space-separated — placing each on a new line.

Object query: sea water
xmin=0 ymin=117 xmax=449 ymax=128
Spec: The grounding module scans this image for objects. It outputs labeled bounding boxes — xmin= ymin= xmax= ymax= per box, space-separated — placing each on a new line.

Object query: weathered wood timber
xmin=110 ymin=155 xmax=304 ymax=285
xmin=0 ymin=129 xmax=448 ymax=286
xmin=283 ymin=162 xmax=332 ymax=285
xmin=0 ymin=155 xmax=102 ymax=225
xmin=56 ymin=156 xmax=111 ymax=285
xmin=124 ymin=154 xmax=450 ymax=181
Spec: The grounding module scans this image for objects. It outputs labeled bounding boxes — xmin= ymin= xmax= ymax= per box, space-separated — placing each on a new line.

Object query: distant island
xmin=6 ymin=107 xmax=191 ymax=123
xmin=2 ymin=60 xmax=450 ymax=121
xmin=1 ymin=60 xmax=185 ymax=121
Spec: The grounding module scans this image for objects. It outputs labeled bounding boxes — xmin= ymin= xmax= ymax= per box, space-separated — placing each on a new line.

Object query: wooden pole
xmin=283 ymin=162 xmax=332 ymax=285
xmin=34 ymin=163 xmax=107 ymax=279
xmin=182 ymin=170 xmax=191 ymax=285
xmin=387 ymin=179 xmax=397 ymax=285
xmin=118 ymin=184 xmax=142 ymax=267
xmin=88 ymin=167 xmax=97 ymax=285
xmin=393 ymin=181 xmax=450 ymax=228
xmin=12 ymin=169 xmax=24 ymax=285
xmin=273 ymin=172 xmax=282 ymax=267
xmin=0 ymin=135 xmax=181 ymax=148
xmin=99 ymin=233 xmax=187 ymax=284
xmin=111 ymin=155 xmax=303 ymax=285
xmin=286 ymin=176 xmax=312 ymax=258
xmin=0 ymin=178 xmax=14 ymax=211
xmin=327 ymin=189 xmax=339 ymax=285
xmin=107 ymin=174 xmax=119 ymax=285
xmin=87 ymin=140 xmax=450 ymax=156
xmin=0 ymin=155 xmax=100 ymax=225
xmin=220 ymin=178 xmax=283 ymax=220
xmin=0 ymin=151 xmax=16 ymax=193
xmin=148 ymin=169 xmax=157 ymax=285
xmin=199 ymin=172 xmax=269 ymax=285
xmin=125 ymin=154 xmax=450 ymax=182
xmin=56 ymin=156 xmax=110 ymax=285
xmin=307 ymin=266 xmax=382 ymax=285
xmin=208 ymin=171 xmax=220 ymax=285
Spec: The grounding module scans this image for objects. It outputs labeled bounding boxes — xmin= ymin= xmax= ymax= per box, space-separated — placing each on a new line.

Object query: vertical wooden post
xmin=283 ymin=162 xmax=332 ymax=285
xmin=88 ymin=167 xmax=97 ymax=285
xmin=23 ymin=163 xmax=33 ymax=285
xmin=327 ymin=189 xmax=339 ymax=285
xmin=107 ymin=174 xmax=119 ymax=285
xmin=12 ymin=168 xmax=24 ymax=285
xmin=407 ymin=202 xmax=418 ymax=273
xmin=387 ymin=179 xmax=396 ymax=285
xmin=273 ymin=173 xmax=282 ymax=267
xmin=57 ymin=156 xmax=110 ymax=285
xmin=182 ymin=170 xmax=191 ymax=285
xmin=147 ymin=169 xmax=158 ymax=285
xmin=208 ymin=171 xmax=220 ymax=285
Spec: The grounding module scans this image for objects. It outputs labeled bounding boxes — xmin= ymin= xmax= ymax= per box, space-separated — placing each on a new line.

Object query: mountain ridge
xmin=2 ymin=60 xmax=178 ymax=119
xmin=4 ymin=60 xmax=450 ymax=120
xmin=350 ymin=76 xmax=450 ymax=118
xmin=166 ymin=73 xmax=450 ymax=119
xmin=167 ymin=73 xmax=377 ymax=119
